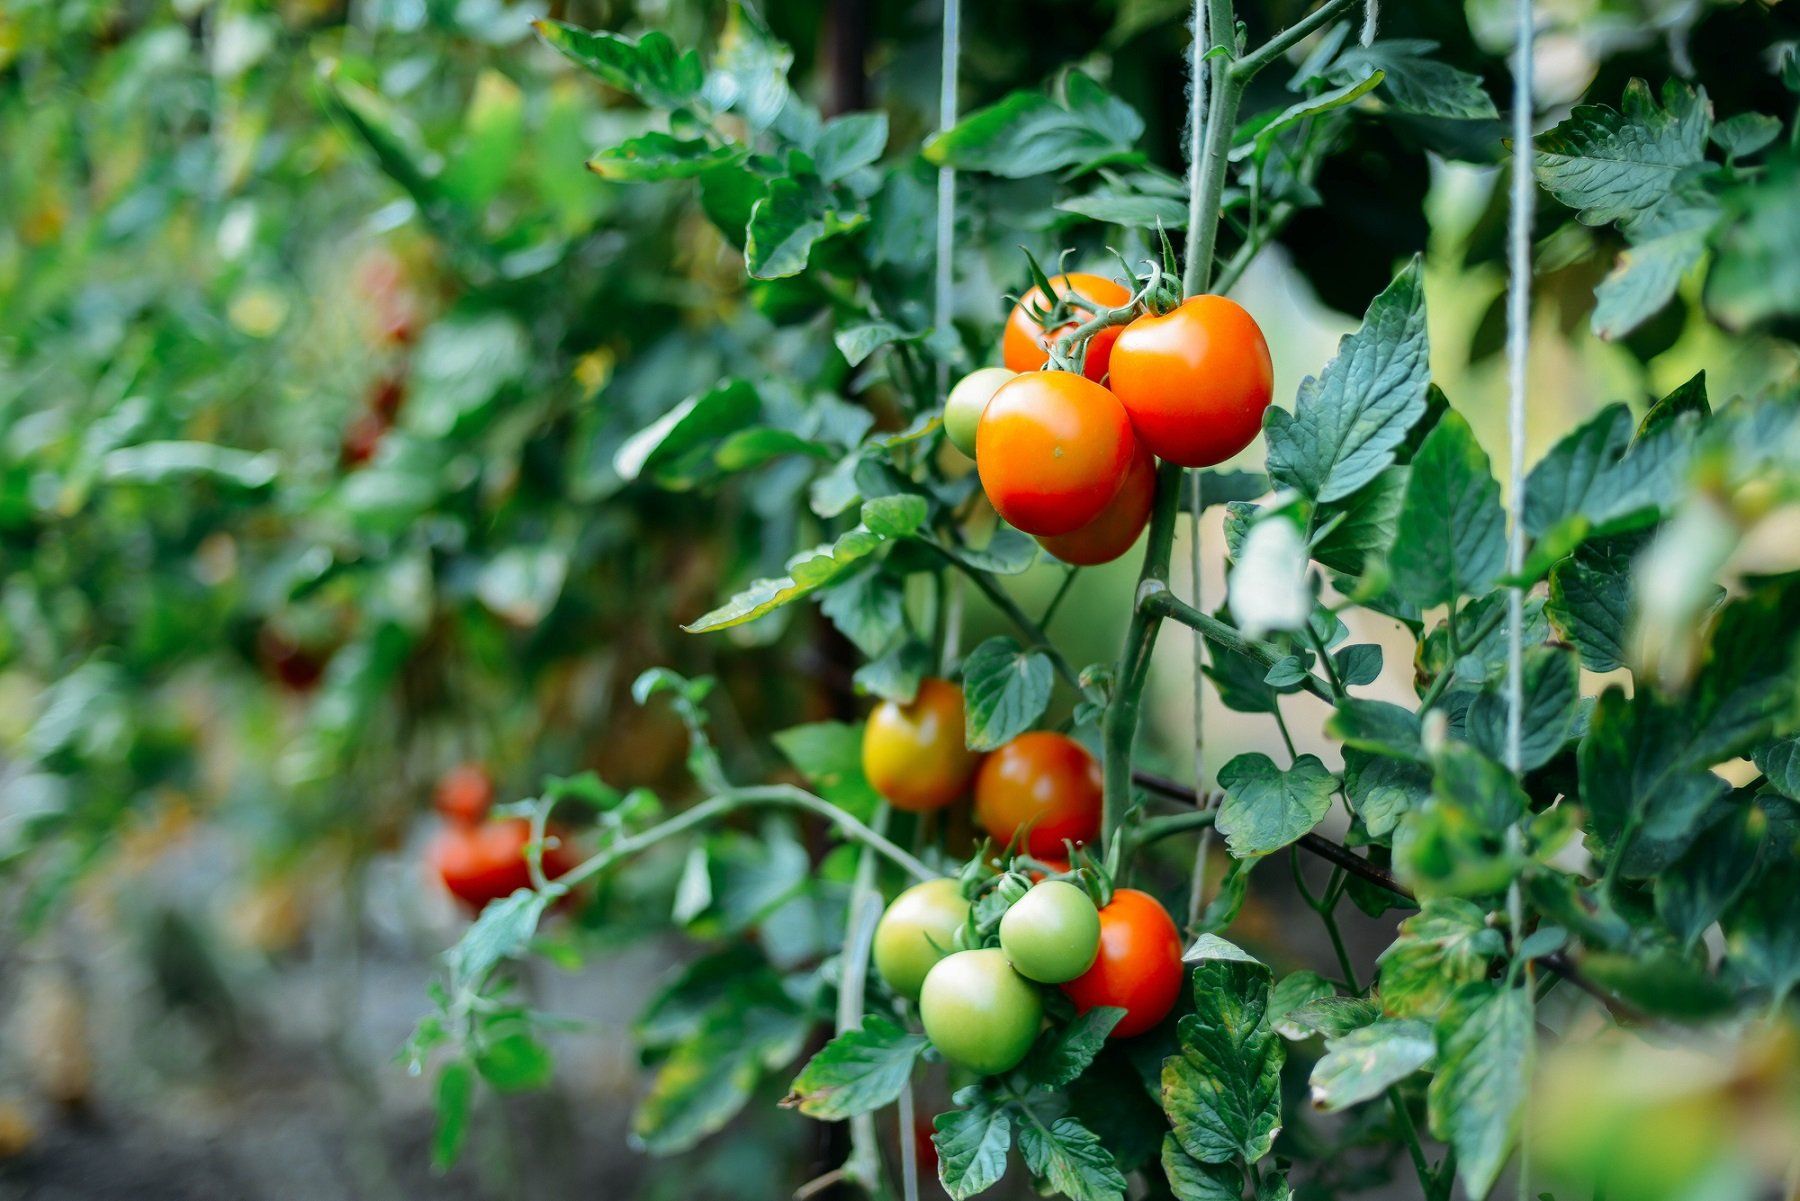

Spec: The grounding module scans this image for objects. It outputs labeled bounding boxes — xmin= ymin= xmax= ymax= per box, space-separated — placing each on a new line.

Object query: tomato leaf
xmin=1326 ymin=40 xmax=1498 ymax=120
xmin=1388 ymin=408 xmax=1506 ymax=609
xmin=1426 ymin=985 xmax=1533 ymax=1201
xmin=1161 ymin=1134 xmax=1242 ymax=1201
xmin=934 ymin=1089 xmax=1014 ymax=1201
xmin=1375 ymin=900 xmax=1502 ymax=1019
xmin=1162 ymin=953 xmax=1284 ymax=1164
xmin=1215 ymin=752 xmax=1337 ymax=859
xmin=1308 ymin=1019 xmax=1435 ymax=1111
xmin=1466 ymin=645 xmax=1579 ymax=770
xmin=430 ymin=1061 xmax=475 ymax=1171
xmin=1025 ymin=1006 xmax=1126 ymax=1089
xmin=962 ymin=636 xmax=1054 ymax=752
xmin=1017 ymin=1114 xmax=1128 ymax=1201
xmin=587 ymin=132 xmax=740 ymax=180
xmin=784 ymin=1015 xmax=927 ymax=1120
xmin=1533 ymin=78 xmax=1710 ymax=227
xmin=1264 ymin=257 xmax=1431 ymax=504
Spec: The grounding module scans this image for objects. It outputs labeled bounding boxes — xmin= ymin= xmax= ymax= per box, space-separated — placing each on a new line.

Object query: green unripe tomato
xmin=873 ymin=879 xmax=970 ymax=1000
xmin=999 ymin=880 xmax=1101 ymax=983
xmin=943 ymin=367 xmax=1015 ymax=457
xmin=920 ymin=948 xmax=1044 ymax=1075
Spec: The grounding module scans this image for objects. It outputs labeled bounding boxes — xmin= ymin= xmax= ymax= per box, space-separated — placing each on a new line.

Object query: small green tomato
xmin=943 ymin=367 xmax=1015 ymax=457
xmin=998 ymin=879 xmax=1101 ymax=983
xmin=919 ymin=948 xmax=1044 ymax=1075
xmin=873 ymin=878 xmax=970 ymax=1000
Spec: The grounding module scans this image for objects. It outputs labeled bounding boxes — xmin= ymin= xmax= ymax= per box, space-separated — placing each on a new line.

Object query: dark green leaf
xmin=1546 ymin=534 xmax=1642 ymax=671
xmin=1027 ymin=1007 xmax=1126 ymax=1088
xmin=746 ymin=175 xmax=827 ymax=279
xmin=1162 ymin=955 xmax=1284 ymax=1163
xmin=1162 ymin=1135 xmax=1242 ymax=1201
xmin=1265 ymin=258 xmax=1431 ymax=503
xmin=963 ymin=636 xmax=1054 ymax=752
xmin=615 ymin=380 xmax=760 ymax=483
xmin=1333 ymin=643 xmax=1384 ymax=687
xmin=935 ymin=1091 xmax=1014 ymax=1201
xmin=1017 ymin=1115 xmax=1128 ymax=1201
xmin=1328 ymin=700 xmax=1425 ymax=763
xmin=1267 ymin=970 xmax=1338 ymax=1040
xmin=1523 ymin=404 xmax=1632 ymax=538
xmin=1534 ymin=78 xmax=1710 ymax=227
xmin=1309 ymin=1019 xmax=1435 ymax=1111
xmin=1327 ymin=40 xmax=1497 ymax=119
xmin=683 ymin=525 xmax=893 ymax=633
xmin=925 ymin=78 xmax=1140 ymax=178
xmin=1466 ymin=645 xmax=1580 ymax=771
xmin=431 ymin=1061 xmax=475 ymax=1171
xmin=1723 ymin=860 xmax=1800 ymax=1003
xmin=1427 ymin=986 xmax=1533 ymax=1200
xmin=1343 ymin=749 xmax=1432 ymax=840
xmin=534 ymin=21 xmax=703 ymax=107
xmin=1313 ymin=467 xmax=1407 ymax=577
xmin=1710 ymin=112 xmax=1781 ymax=158
xmin=587 ymin=132 xmax=740 ymax=180
xmin=1389 ymin=409 xmax=1506 ymax=608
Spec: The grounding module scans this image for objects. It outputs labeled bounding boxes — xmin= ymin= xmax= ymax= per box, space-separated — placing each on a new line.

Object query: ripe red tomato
xmin=976 ymin=373 xmax=1137 ymax=537
xmin=1108 ymin=295 xmax=1274 ymax=468
xmin=862 ymin=678 xmax=982 ymax=812
xmin=1060 ymin=888 xmax=1184 ymax=1038
xmin=974 ymin=732 xmax=1102 ymax=858
xmin=434 ymin=764 xmax=494 ymax=825
xmin=1036 ymin=442 xmax=1155 ymax=566
xmin=429 ymin=818 xmax=575 ymax=913
xmin=1002 ymin=272 xmax=1132 ymax=382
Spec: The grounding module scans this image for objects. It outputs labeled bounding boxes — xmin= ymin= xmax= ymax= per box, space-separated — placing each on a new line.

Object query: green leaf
xmin=632 ymin=1029 xmax=765 ymax=1154
xmin=861 ymin=494 xmax=929 ymax=537
xmin=1326 ymin=40 xmax=1497 ymax=120
xmin=1333 ymin=643 xmax=1383 ymax=687
xmin=475 ymin=1029 xmax=554 ymax=1092
xmin=1723 ymin=860 xmax=1800 ymax=1003
xmin=1215 ymin=753 xmax=1337 ymax=858
xmin=1656 ymin=802 xmax=1766 ymax=948
xmin=1376 ymin=899 xmax=1502 ymax=1018
xmin=834 ymin=320 xmax=912 ymax=367
xmin=746 ymin=175 xmax=828 ymax=279
xmin=818 ymin=568 xmax=905 ymax=657
xmin=1267 ymin=970 xmax=1338 ymax=1039
xmin=1309 ymin=1019 xmax=1435 ymax=1111
xmin=587 ymin=132 xmax=740 ymax=180
xmin=855 ymin=639 xmax=932 ymax=703
xmin=1705 ymin=154 xmax=1800 ymax=329
xmin=1753 ymin=736 xmax=1800 ymax=800
xmin=1284 ymin=995 xmax=1383 ymax=1039
xmin=1019 ymin=1116 xmax=1128 ymax=1201
xmin=926 ymin=74 xmax=1142 ymax=178
xmin=1637 ymin=370 xmax=1709 ymax=440
xmin=1578 ymin=949 xmax=1734 ymax=1019
xmin=1534 ymin=78 xmax=1711 ymax=227
xmin=947 ymin=528 xmax=1040 ymax=576
xmin=1523 ymin=404 xmax=1633 ymax=538
xmin=1232 ymin=71 xmax=1385 ymax=163
xmin=534 ymin=21 xmax=703 ymax=108
xmin=785 ymin=1016 xmax=927 ymax=1120
xmin=1265 ymin=258 xmax=1431 ymax=503
xmin=814 ymin=111 xmax=888 ymax=182
xmin=1026 ymin=1007 xmax=1126 ymax=1088
xmin=683 ymin=524 xmax=893 ymax=633
xmin=431 ymin=1061 xmax=475 ymax=1171
xmin=1058 ymin=185 xmax=1189 ymax=229
xmin=1710 ymin=112 xmax=1781 ymax=158
xmin=1466 ymin=645 xmax=1580 ymax=771
xmin=935 ymin=1091 xmax=1014 ymax=1201
xmin=615 ymin=380 xmax=760 ymax=483
xmin=962 ymin=636 xmax=1055 ymax=752
xmin=1389 ymin=409 xmax=1505 ymax=608
xmin=1342 ymin=749 xmax=1431 ymax=840
xmin=1313 ymin=467 xmax=1407 ymax=577
xmin=1162 ymin=1135 xmax=1243 ymax=1201
xmin=1162 ymin=956 xmax=1284 ymax=1164
xmin=446 ymin=890 xmax=550 ymax=991
xmin=1328 ymin=700 xmax=1425 ymax=763
xmin=102 ymin=441 xmax=279 ymax=489
xmin=772 ymin=721 xmax=883 ymax=814
xmin=1546 ymin=533 xmax=1641 ymax=671
xmin=1427 ymin=986 xmax=1533 ymax=1200
xmin=1593 ymin=199 xmax=1716 ymax=341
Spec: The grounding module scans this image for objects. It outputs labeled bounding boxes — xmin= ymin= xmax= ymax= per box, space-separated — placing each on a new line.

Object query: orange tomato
xmin=1060 ymin=888 xmax=1184 ymax=1038
xmin=434 ymin=764 xmax=495 ymax=825
xmin=430 ymin=818 xmax=575 ymax=913
xmin=862 ymin=678 xmax=982 ymax=812
xmin=976 ymin=372 xmax=1137 ymax=537
xmin=1002 ymin=272 xmax=1132 ymax=383
xmin=1036 ymin=442 xmax=1156 ymax=566
xmin=974 ymin=732 xmax=1103 ymax=858
xmin=1108 ymin=295 xmax=1274 ymax=468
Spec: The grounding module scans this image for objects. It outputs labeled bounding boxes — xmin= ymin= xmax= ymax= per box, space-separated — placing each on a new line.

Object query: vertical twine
xmin=1185 ymin=0 xmax=1214 ymax=931
xmin=1504 ymin=1 xmax=1534 ymax=777
xmin=934 ymin=0 xmax=962 ymax=402
xmin=1360 ymin=0 xmax=1379 ymax=46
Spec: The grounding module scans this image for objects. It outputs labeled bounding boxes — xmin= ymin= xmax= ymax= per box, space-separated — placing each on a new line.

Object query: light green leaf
xmin=1326 ymin=40 xmax=1497 ymax=119
xmin=814 ymin=111 xmax=888 ymax=182
xmin=1310 ymin=1019 xmax=1435 ymax=1111
xmin=682 ymin=525 xmax=891 ymax=633
xmin=587 ymin=132 xmax=740 ymax=180
xmin=534 ymin=21 xmax=704 ymax=107
xmin=102 ymin=441 xmax=279 ymax=489
xmin=1216 ymin=753 xmax=1337 ymax=858
xmin=785 ymin=1016 xmax=927 ymax=1120
xmin=615 ymin=380 xmax=760 ymax=483
xmin=1375 ymin=899 xmax=1502 ymax=1019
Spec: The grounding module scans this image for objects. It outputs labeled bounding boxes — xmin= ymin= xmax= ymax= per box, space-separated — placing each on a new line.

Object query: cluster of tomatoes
xmin=942 ymin=272 xmax=1274 ymax=565
xmin=860 ymin=679 xmax=1184 ymax=1074
xmin=426 ymin=764 xmax=575 ymax=912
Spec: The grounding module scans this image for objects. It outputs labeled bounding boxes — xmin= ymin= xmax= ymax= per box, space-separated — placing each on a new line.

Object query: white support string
xmin=1504 ymin=1 xmax=1534 ymax=777
xmin=1360 ymin=0 xmax=1379 ymax=45
xmin=1185 ymin=0 xmax=1214 ymax=931
xmin=933 ymin=0 xmax=962 ymax=402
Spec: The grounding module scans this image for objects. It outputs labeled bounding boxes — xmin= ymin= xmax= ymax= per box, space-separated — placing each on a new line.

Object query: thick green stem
xmin=1229 ymin=0 xmax=1361 ymax=82
xmin=1182 ymin=0 xmax=1242 ymax=298
xmin=1102 ymin=462 xmax=1186 ymax=852
xmin=548 ymin=785 xmax=936 ymax=895
xmin=1388 ymin=1090 xmax=1440 ymax=1201
xmin=1141 ymin=584 xmax=1335 ymax=703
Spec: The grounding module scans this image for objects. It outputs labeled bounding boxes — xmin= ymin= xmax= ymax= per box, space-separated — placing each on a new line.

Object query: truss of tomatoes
xmin=860 ymin=679 xmax=1185 ymax=1075
xmin=945 ymin=272 xmax=1274 ymax=565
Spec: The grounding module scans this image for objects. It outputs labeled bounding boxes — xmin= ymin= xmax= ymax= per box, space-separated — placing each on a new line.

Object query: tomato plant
xmin=974 ymin=732 xmax=1105 ymax=859
xmin=1109 ymin=295 xmax=1274 ymax=468
xmin=975 ymin=371 xmax=1138 ymax=536
xmin=873 ymin=877 xmax=971 ymax=1000
xmin=1002 ymin=273 xmax=1133 ymax=382
xmin=861 ymin=677 xmax=982 ymax=811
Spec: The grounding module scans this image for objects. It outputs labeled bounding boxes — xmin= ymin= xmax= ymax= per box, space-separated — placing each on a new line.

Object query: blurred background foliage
xmin=1 ymin=0 xmax=1797 ymax=1197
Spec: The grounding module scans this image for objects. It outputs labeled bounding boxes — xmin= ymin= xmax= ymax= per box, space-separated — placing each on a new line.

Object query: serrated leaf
xmin=1265 ymin=258 xmax=1430 ymax=503
xmin=1592 ymin=189 xmax=1716 ymax=340
xmin=1314 ymin=467 xmax=1407 ymax=578
xmin=1310 ymin=1019 xmax=1435 ymax=1111
xmin=683 ymin=525 xmax=892 ymax=633
xmin=1523 ymin=404 xmax=1633 ymax=538
xmin=1268 ymin=970 xmax=1338 ymax=1040
xmin=1342 ymin=749 xmax=1432 ymax=840
xmin=1427 ymin=986 xmax=1533 ymax=1200
xmin=1546 ymin=534 xmax=1641 ymax=671
xmin=1376 ymin=899 xmax=1502 ymax=1018
xmin=587 ymin=132 xmax=740 ymax=180
xmin=963 ymin=636 xmax=1054 ymax=752
xmin=1018 ymin=1116 xmax=1128 ymax=1201
xmin=1390 ymin=409 xmax=1505 ymax=608
xmin=1710 ymin=112 xmax=1781 ymax=158
xmin=1026 ymin=1007 xmax=1126 ymax=1088
xmin=935 ymin=1093 xmax=1013 ymax=1200
xmin=785 ymin=1016 xmax=927 ymax=1120
xmin=1216 ymin=753 xmax=1337 ymax=858
xmin=746 ymin=175 xmax=828 ymax=279
xmin=1534 ymin=78 xmax=1711 ymax=227
xmin=1162 ymin=957 xmax=1284 ymax=1164
xmin=1162 ymin=1135 xmax=1242 ymax=1201
xmin=926 ymin=74 xmax=1142 ymax=178
xmin=1285 ymin=995 xmax=1383 ymax=1039
xmin=1326 ymin=40 xmax=1497 ymax=120
xmin=534 ymin=21 xmax=703 ymax=107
